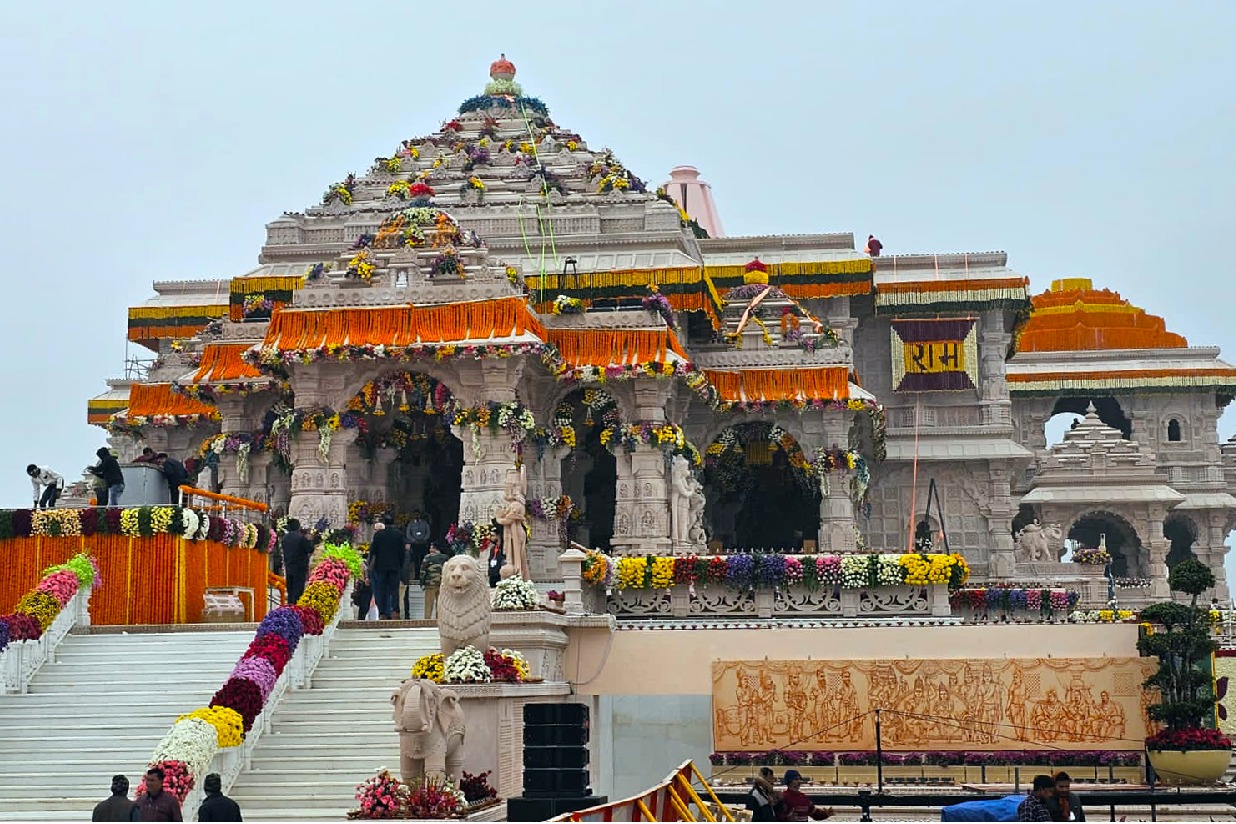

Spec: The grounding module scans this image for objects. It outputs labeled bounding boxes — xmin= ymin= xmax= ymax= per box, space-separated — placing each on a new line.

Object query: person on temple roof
xmin=866 ymin=234 xmax=883 ymax=257
xmin=27 ymin=464 xmax=64 ymax=510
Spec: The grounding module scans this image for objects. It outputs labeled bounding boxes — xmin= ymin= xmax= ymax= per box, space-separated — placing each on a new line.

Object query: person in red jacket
xmin=776 ymin=770 xmax=833 ymax=821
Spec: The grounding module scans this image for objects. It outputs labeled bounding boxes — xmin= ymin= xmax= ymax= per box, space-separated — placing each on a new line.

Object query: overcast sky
xmin=2 ymin=1 xmax=1234 ymax=581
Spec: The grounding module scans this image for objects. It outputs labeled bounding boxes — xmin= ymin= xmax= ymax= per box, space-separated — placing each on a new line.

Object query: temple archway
xmin=702 ymin=422 xmax=821 ymax=551
xmin=1050 ymin=397 xmax=1132 ymax=440
xmin=555 ymin=388 xmax=618 ymax=551
xmin=347 ymin=370 xmax=463 ymax=541
xmin=1067 ymin=510 xmax=1141 ymax=577
xmin=1163 ymin=514 xmax=1199 ymax=570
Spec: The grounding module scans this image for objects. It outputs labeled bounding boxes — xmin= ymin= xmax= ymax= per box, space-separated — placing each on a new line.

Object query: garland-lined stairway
xmin=0 ymin=630 xmax=252 ymax=821
xmin=227 ymin=626 xmax=440 ymax=820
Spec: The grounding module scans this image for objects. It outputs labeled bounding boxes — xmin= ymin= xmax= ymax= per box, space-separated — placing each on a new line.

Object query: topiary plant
xmin=1138 ymin=559 xmax=1228 ymax=747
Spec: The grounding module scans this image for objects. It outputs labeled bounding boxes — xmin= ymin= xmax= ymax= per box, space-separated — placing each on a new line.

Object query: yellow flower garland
xmin=15 ymin=591 xmax=61 ymax=630
xmin=297 ymin=581 xmax=340 ymax=624
xmin=178 ymin=706 xmax=245 ymax=748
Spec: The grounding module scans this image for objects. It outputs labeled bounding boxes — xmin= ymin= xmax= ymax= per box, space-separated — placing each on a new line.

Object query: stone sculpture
xmin=687 ymin=473 xmax=707 ymax=549
xmin=495 ymin=465 xmax=529 ymax=579
xmin=392 ymin=678 xmax=466 ymax=786
xmin=436 ymin=554 xmax=491 ymax=657
xmin=1015 ymin=521 xmax=1063 ymax=563
xmin=670 ymin=455 xmax=694 ymax=548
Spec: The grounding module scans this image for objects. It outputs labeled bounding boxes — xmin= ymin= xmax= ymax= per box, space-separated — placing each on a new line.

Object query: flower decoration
xmin=292 ymin=604 xmax=326 ymax=636
xmin=176 ymin=706 xmax=245 ymax=749
xmin=353 ymin=769 xmax=409 ymax=819
xmin=1072 ymin=547 xmax=1113 ymax=565
xmin=411 ymin=652 xmax=445 ymax=684
xmin=347 ymin=249 xmax=376 ymax=282
xmin=484 ymin=648 xmax=524 ymax=683
xmin=491 ymin=576 xmax=539 ymax=611
xmin=209 ymin=676 xmax=264 ymax=732
xmin=255 ymin=607 xmax=304 ymax=652
xmin=429 ymin=247 xmax=465 ymax=278
xmin=243 ymin=633 xmax=292 ymax=677
xmin=299 ymin=581 xmax=342 ymax=625
xmin=551 ymin=294 xmax=585 ymax=315
xmin=444 ymin=646 xmax=492 ymax=683
xmin=137 ymin=759 xmax=196 ymax=805
xmin=34 ymin=569 xmax=80 ymax=607
xmin=15 ymin=591 xmax=61 ymax=631
xmin=459 ymin=770 xmax=498 ymax=804
xmin=1 ymin=613 xmax=40 ymax=642
xmin=230 ymin=656 xmax=277 ymax=701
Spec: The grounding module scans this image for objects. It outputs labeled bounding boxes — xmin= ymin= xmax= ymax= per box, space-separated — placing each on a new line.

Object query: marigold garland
xmin=298 ymin=581 xmax=341 ymax=624
xmin=14 ymin=591 xmax=61 ymax=631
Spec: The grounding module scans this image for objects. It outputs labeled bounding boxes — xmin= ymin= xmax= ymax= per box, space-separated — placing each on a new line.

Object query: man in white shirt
xmin=26 ymin=464 xmax=65 ymax=509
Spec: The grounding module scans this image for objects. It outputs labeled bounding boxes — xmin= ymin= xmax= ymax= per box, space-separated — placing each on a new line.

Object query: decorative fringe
xmin=126 ymin=383 xmax=217 ymax=417
xmin=703 ymin=367 xmax=850 ymax=404
xmin=228 ymin=276 xmax=305 ymax=297
xmin=193 ymin=344 xmax=263 ymax=383
xmin=264 ymin=296 xmax=547 ymax=350
xmin=546 ymin=328 xmax=687 ymax=367
xmin=877 ymin=277 xmax=1029 ymax=295
xmin=127 ymin=304 xmax=228 ymax=321
xmin=781 ymin=281 xmax=872 ymax=299
xmin=1008 ymin=368 xmax=1236 ymax=394
xmin=528 ymin=266 xmax=699 ymax=292
xmin=87 ymin=399 xmax=129 ymax=426
xmin=704 ymin=259 xmax=872 ymax=280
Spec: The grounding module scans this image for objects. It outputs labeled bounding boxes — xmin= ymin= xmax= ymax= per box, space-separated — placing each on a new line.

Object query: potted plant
xmin=1138 ymin=558 xmax=1231 ymax=784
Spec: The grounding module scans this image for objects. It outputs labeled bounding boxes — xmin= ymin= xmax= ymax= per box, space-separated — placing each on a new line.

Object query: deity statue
xmin=687 ymin=472 xmax=707 ymax=549
xmin=494 ymin=465 xmax=529 ymax=579
xmin=670 ymin=455 xmax=694 ymax=548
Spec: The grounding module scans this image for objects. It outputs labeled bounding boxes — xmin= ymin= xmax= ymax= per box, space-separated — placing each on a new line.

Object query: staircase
xmin=0 ymin=630 xmax=252 ymax=821
xmin=229 ymin=626 xmax=439 ymax=820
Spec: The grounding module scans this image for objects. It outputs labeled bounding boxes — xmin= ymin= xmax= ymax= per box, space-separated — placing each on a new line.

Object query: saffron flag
xmin=890 ymin=318 xmax=979 ymax=392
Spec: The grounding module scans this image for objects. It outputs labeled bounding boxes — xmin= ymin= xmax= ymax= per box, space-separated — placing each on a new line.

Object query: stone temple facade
xmin=92 ymin=57 xmax=1236 ymax=603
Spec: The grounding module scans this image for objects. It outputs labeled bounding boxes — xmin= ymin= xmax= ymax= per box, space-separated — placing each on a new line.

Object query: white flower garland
xmin=492 ymin=576 xmax=539 ymax=611
xmin=236 ymin=442 xmax=250 ymax=484
xmin=180 ymin=508 xmax=200 ymax=541
xmin=196 ymin=513 xmax=212 ymax=541
xmin=444 ymin=646 xmax=492 ymax=683
xmin=151 ymin=717 xmax=218 ymax=780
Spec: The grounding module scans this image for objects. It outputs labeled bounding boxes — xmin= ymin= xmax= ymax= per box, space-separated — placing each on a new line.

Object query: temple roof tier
xmin=873 ymin=252 xmax=1030 ymax=314
xmin=1016 ymin=277 xmax=1188 ymax=352
xmin=87 ymin=381 xmax=132 ymax=428
xmin=1006 ymin=346 xmax=1236 ymax=396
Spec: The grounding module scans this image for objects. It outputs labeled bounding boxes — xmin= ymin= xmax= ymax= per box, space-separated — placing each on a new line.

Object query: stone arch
xmin=337 ymin=361 xmax=466 ymax=414
xmin=702 ymin=420 xmax=821 ymax=551
xmin=1163 ymin=512 xmax=1199 ymax=569
xmin=1050 ymin=396 xmax=1132 ymax=440
xmin=1164 ymin=415 xmax=1185 ymax=443
xmin=541 ymin=380 xmax=635 ymax=429
xmin=697 ymin=412 xmax=811 ymax=464
xmin=554 ymin=386 xmax=619 ymax=551
xmin=1067 ymin=509 xmax=1142 ymax=577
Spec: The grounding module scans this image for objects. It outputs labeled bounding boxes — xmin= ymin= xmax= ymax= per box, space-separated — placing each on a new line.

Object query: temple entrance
xmin=1049 ymin=396 xmax=1133 ymax=440
xmin=1067 ymin=510 xmax=1141 ymax=577
xmin=556 ymin=389 xmax=618 ymax=552
xmin=703 ymin=422 xmax=820 ymax=551
xmin=1164 ymin=514 xmax=1199 ymax=569
xmin=350 ymin=371 xmax=463 ymax=542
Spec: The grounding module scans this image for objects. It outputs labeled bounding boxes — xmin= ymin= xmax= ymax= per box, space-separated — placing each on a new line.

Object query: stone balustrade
xmin=0 ymin=586 xmax=92 ymax=694
xmin=604 ymin=582 xmax=951 ymax=620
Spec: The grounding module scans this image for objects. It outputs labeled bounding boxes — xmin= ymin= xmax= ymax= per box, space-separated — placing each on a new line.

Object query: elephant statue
xmin=391 ymin=678 xmax=466 ymax=787
xmin=1015 ymin=521 xmax=1064 ymax=563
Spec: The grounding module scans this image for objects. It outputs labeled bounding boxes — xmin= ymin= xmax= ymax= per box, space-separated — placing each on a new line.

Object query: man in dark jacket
xmin=369 ymin=517 xmax=406 ymax=619
xmin=279 ymin=518 xmax=313 ymax=604
xmin=156 ymin=454 xmax=188 ymax=503
xmin=88 ymin=447 xmax=125 ymax=506
xmin=135 ymin=767 xmax=182 ymax=821
xmin=197 ymin=773 xmax=242 ymax=822
xmin=1045 ymin=771 xmax=1085 ymax=821
xmin=92 ymin=775 xmax=141 ymax=821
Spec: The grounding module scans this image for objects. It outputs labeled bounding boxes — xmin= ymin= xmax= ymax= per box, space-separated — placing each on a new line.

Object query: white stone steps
xmin=0 ymin=630 xmax=251 ymax=821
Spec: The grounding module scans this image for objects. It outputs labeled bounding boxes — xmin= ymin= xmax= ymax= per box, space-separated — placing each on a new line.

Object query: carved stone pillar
xmin=526 ymin=446 xmax=569 ymax=581
xmin=610 ymin=447 xmax=672 ymax=556
xmin=986 ymin=463 xmax=1017 ymax=579
xmin=816 ymin=413 xmax=856 ymax=554
xmin=456 ymin=426 xmax=517 ymax=528
xmin=825 ymin=296 xmax=858 ymax=348
xmin=1207 ymin=518 xmax=1231 ymax=601
xmin=979 ymin=311 xmax=1012 ymax=428
xmin=1147 ymin=534 xmax=1170 ymax=598
xmin=288 ymin=428 xmax=356 ymax=530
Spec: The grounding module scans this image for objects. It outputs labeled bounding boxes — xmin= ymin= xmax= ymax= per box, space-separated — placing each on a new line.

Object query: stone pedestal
xmin=491 ymin=610 xmax=569 ymax=682
xmin=818 ymin=484 xmax=857 ymax=553
xmin=610 ymin=446 xmax=671 ymax=556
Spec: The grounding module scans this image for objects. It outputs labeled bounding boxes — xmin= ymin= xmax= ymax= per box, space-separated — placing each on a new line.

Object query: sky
xmin=1 ymin=1 xmax=1234 ymax=579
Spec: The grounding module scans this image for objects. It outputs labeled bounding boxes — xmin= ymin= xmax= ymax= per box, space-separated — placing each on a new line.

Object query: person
xmin=279 ymin=518 xmax=314 ymax=604
xmin=135 ymin=767 xmax=182 ymax=822
xmin=368 ymin=515 xmax=405 ymax=620
xmin=405 ymin=509 xmax=431 ymax=579
xmin=155 ymin=453 xmax=188 ymax=503
xmin=485 ymin=519 xmax=505 ymax=588
xmin=1017 ymin=775 xmax=1055 ymax=822
xmin=26 ymin=464 xmax=65 ymax=510
xmin=776 ymin=769 xmax=832 ymax=821
xmin=1046 ymin=772 xmax=1084 ymax=821
xmin=865 ymin=234 xmax=882 ymax=257
xmin=746 ymin=766 xmax=780 ymax=822
xmin=196 ymin=773 xmax=242 ymax=822
xmin=92 ymin=774 xmax=141 ymax=821
xmin=351 ymin=565 xmax=373 ymax=620
xmin=420 ymin=541 xmax=450 ymax=620
xmin=133 ymin=447 xmax=159 ymax=464
xmin=88 ymin=447 xmax=125 ymax=506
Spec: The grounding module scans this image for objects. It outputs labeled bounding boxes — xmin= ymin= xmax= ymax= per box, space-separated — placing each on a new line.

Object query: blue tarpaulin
xmin=940 ymin=794 xmax=1024 ymax=821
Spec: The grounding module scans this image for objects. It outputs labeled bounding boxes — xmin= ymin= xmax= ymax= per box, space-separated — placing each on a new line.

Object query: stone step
xmin=246 ymin=754 xmax=400 ymax=771
xmin=0 ymin=735 xmax=166 ymax=753
xmin=245 ymin=731 xmax=397 ymax=749
xmin=229 ymin=778 xmax=382 ymax=800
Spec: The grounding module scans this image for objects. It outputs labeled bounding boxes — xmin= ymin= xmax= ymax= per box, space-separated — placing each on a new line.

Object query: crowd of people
xmin=91 ymin=767 xmax=241 ymax=822
xmin=25 ymin=446 xmax=198 ymax=510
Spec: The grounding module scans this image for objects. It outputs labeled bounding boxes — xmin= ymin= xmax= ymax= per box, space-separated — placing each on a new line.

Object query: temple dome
xmin=1016 ymin=277 xmax=1187 ymax=352
xmin=489 ymin=54 xmax=516 ymax=81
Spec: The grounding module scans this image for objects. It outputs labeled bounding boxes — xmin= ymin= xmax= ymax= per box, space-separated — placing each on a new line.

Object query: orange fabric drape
xmin=264 ymin=297 xmax=546 ymax=350
xmin=546 ymin=328 xmax=688 ymax=368
xmin=1017 ymin=283 xmax=1190 ymax=352
xmin=193 ymin=344 xmax=263 ymax=382
xmin=125 ymin=383 xmax=217 ymax=417
xmin=0 ymin=535 xmax=269 ymax=626
xmin=703 ymin=367 xmax=850 ymax=403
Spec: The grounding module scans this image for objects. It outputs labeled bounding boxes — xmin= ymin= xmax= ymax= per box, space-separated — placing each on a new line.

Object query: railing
xmin=605 ymin=583 xmax=952 ymax=621
xmin=178 ymin=485 xmax=270 ymax=518
xmin=551 ymin=760 xmax=734 ymax=822
xmin=0 ymin=586 xmax=92 ymax=694
xmin=181 ymin=581 xmax=352 ymax=817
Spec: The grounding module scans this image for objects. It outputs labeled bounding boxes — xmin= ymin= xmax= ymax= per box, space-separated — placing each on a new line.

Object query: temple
xmin=93 ymin=56 xmax=1236 ymax=605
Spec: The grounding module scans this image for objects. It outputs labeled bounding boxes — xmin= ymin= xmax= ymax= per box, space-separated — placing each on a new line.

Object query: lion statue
xmin=437 ymin=554 xmax=491 ymax=658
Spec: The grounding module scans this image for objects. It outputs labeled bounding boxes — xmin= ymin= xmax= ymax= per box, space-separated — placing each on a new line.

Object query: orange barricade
xmin=0 ymin=535 xmax=269 ymax=625
xmin=555 ymin=761 xmax=733 ymax=822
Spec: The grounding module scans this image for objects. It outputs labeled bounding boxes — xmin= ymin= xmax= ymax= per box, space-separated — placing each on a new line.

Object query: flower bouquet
xmin=484 ymin=648 xmax=524 ymax=683
xmin=242 ymin=295 xmax=274 ymax=320
xmin=406 ymin=776 xmax=465 ymax=819
xmin=1072 ymin=546 xmax=1112 ymax=565
xmin=459 ymin=770 xmax=498 ymax=804
xmin=429 ymin=247 xmax=464 ymax=278
xmin=411 ymin=652 xmax=445 ymax=683
xmin=444 ymin=646 xmax=492 ymax=683
xmin=551 ymin=294 xmax=585 ymax=315
xmin=492 ymin=576 xmax=539 ymax=611
xmin=350 ymin=770 xmax=408 ymax=819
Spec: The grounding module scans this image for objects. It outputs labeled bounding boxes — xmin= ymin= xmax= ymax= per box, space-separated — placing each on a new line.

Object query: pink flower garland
xmin=35 ymin=569 xmax=79 ymax=607
xmin=307 ymin=558 xmax=350 ymax=591
xmin=230 ymin=656 xmax=277 ymax=701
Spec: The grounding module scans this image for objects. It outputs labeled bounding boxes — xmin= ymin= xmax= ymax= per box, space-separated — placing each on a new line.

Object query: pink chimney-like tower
xmin=661 ymin=165 xmax=724 ymax=238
